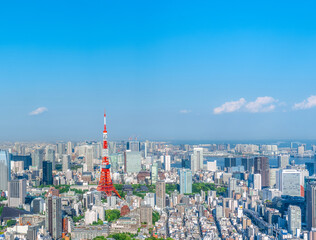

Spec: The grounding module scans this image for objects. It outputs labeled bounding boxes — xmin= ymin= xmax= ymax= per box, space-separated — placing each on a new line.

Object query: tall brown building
xmin=254 ymin=157 xmax=270 ymax=187
xmin=45 ymin=195 xmax=62 ymax=240
xmin=156 ymin=180 xmax=166 ymax=209
xmin=140 ymin=205 xmax=153 ymax=227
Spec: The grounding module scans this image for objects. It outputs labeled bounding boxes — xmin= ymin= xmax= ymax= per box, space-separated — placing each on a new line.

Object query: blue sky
xmin=1 ymin=1 xmax=316 ymax=141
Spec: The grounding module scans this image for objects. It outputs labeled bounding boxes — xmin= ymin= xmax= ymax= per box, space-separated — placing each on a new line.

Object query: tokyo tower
xmin=97 ymin=112 xmax=121 ymax=198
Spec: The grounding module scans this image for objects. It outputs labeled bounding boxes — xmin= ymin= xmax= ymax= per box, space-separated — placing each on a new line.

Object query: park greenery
xmin=112 ymin=183 xmax=227 ymax=199
xmin=73 ymin=214 xmax=84 ymax=223
xmin=36 ymin=182 xmax=226 ymax=198
xmin=92 ymin=219 xmax=104 ymax=225
xmin=192 ymin=183 xmax=226 ymax=196
xmin=0 ymin=196 xmax=7 ymax=202
xmin=93 ymin=234 xmax=173 ymax=240
xmin=105 ymin=209 xmax=121 ymax=222
xmin=6 ymin=220 xmax=16 ymax=227
xmin=152 ymin=211 xmax=160 ymax=225
xmin=0 ymin=205 xmax=3 ymax=216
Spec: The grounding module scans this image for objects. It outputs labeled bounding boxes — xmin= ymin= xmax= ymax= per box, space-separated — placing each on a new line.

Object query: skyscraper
xmin=46 ymin=195 xmax=62 ymax=240
xmin=225 ymin=157 xmax=237 ymax=168
xmin=86 ymin=146 xmax=94 ymax=172
xmin=140 ymin=205 xmax=153 ymax=227
xmin=11 ymin=154 xmax=32 ymax=170
xmin=228 ymin=178 xmax=238 ymax=198
xmin=254 ymin=157 xmax=270 ymax=187
xmin=57 ymin=142 xmax=66 ymax=156
xmin=32 ymin=148 xmax=44 ymax=170
xmin=165 ymin=155 xmax=171 ymax=171
xmin=156 ymin=180 xmax=166 ymax=209
xmin=46 ymin=148 xmax=56 ymax=170
xmin=253 ymin=173 xmax=261 ymax=189
xmin=127 ymin=141 xmax=140 ymax=152
xmin=277 ymin=169 xmax=305 ymax=197
xmin=181 ymin=159 xmax=191 ymax=169
xmin=124 ymin=150 xmax=142 ymax=173
xmin=306 ymin=182 xmax=316 ymax=230
xmin=43 ymin=161 xmax=53 ymax=185
xmin=62 ymin=154 xmax=70 ymax=172
xmin=278 ymin=155 xmax=289 ymax=169
xmin=151 ymin=162 xmax=158 ymax=184
xmin=8 ymin=179 xmax=26 ymax=207
xmin=179 ymin=169 xmax=192 ymax=194
xmin=191 ymin=148 xmax=203 ymax=173
xmin=269 ymin=167 xmax=279 ymax=188
xmin=241 ymin=157 xmax=254 ymax=172
xmin=67 ymin=141 xmax=73 ymax=155
xmin=288 ymin=205 xmax=301 ymax=236
xmin=0 ymin=150 xmax=11 ymax=191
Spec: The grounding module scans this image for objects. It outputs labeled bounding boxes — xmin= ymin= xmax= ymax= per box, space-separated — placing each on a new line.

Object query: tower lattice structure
xmin=97 ymin=112 xmax=121 ymax=198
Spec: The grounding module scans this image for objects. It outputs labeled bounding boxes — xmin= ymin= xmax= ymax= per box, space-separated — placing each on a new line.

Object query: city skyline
xmin=1 ymin=1 xmax=316 ymax=141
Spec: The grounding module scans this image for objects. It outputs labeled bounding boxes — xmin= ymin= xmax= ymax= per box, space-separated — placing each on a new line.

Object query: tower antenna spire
xmin=97 ymin=111 xmax=121 ymax=198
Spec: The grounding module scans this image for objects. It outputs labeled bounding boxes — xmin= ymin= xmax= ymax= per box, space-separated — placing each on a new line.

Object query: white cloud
xmin=213 ymin=96 xmax=277 ymax=114
xmin=29 ymin=107 xmax=48 ymax=116
xmin=179 ymin=109 xmax=191 ymax=114
xmin=245 ymin=96 xmax=277 ymax=113
xmin=213 ymin=98 xmax=246 ymax=114
xmin=293 ymin=95 xmax=316 ymax=110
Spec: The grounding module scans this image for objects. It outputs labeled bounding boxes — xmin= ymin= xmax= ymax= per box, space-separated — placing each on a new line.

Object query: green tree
xmin=73 ymin=214 xmax=84 ymax=223
xmin=105 ymin=209 xmax=121 ymax=222
xmin=7 ymin=220 xmax=16 ymax=227
xmin=0 ymin=205 xmax=3 ymax=216
xmin=152 ymin=211 xmax=160 ymax=225
xmin=92 ymin=219 xmax=104 ymax=225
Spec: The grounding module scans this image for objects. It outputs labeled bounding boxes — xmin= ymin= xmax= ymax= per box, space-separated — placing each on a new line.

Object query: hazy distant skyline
xmin=1 ymin=1 xmax=316 ymax=141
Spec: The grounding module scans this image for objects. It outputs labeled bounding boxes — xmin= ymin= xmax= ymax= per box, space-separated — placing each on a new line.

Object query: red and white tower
xmin=97 ymin=112 xmax=121 ymax=198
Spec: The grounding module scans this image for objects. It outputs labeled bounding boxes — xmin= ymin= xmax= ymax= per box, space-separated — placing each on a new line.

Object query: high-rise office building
xmin=140 ymin=205 xmax=153 ymax=226
xmin=0 ymin=150 xmax=11 ymax=191
xmin=11 ymin=154 xmax=32 ymax=170
xmin=165 ymin=155 xmax=171 ymax=171
xmin=32 ymin=148 xmax=44 ymax=170
xmin=228 ymin=178 xmax=238 ymax=198
xmin=254 ymin=157 xmax=270 ymax=187
xmin=306 ymin=182 xmax=316 ymax=230
xmin=43 ymin=161 xmax=53 ymax=185
xmin=181 ymin=159 xmax=191 ymax=169
xmin=207 ymin=160 xmax=217 ymax=171
xmin=8 ymin=179 xmax=26 ymax=207
xmin=109 ymin=153 xmax=124 ymax=172
xmin=225 ymin=157 xmax=237 ymax=168
xmin=62 ymin=154 xmax=70 ymax=172
xmin=109 ymin=141 xmax=117 ymax=155
xmin=241 ymin=157 xmax=254 ymax=172
xmin=57 ymin=142 xmax=66 ymax=155
xmin=277 ymin=169 xmax=305 ymax=197
xmin=278 ymin=155 xmax=289 ymax=169
xmin=151 ymin=162 xmax=158 ymax=184
xmin=144 ymin=193 xmax=155 ymax=208
xmin=127 ymin=141 xmax=140 ymax=152
xmin=288 ymin=205 xmax=301 ymax=236
xmin=253 ymin=174 xmax=262 ymax=190
xmin=67 ymin=141 xmax=73 ymax=155
xmin=179 ymin=169 xmax=192 ymax=194
xmin=269 ymin=168 xmax=279 ymax=188
xmin=46 ymin=148 xmax=56 ymax=170
xmin=124 ymin=150 xmax=142 ymax=173
xmin=86 ymin=146 xmax=94 ymax=172
xmin=191 ymin=148 xmax=203 ymax=173
xmin=156 ymin=180 xmax=166 ymax=209
xmin=46 ymin=195 xmax=62 ymax=240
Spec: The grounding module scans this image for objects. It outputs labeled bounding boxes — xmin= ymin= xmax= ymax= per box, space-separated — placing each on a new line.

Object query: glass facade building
xmin=0 ymin=150 xmax=11 ymax=191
